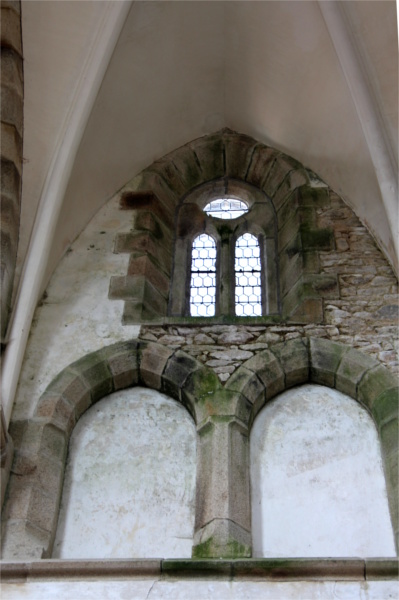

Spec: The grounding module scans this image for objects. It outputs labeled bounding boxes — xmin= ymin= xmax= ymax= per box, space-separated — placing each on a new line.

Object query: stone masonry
xmin=1 ymin=0 xmax=22 ymax=509
xmin=1 ymin=0 xmax=23 ymax=344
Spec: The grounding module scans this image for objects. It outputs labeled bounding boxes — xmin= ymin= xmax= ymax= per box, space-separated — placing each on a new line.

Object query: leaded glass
xmin=204 ymin=198 xmax=248 ymax=220
xmin=190 ymin=234 xmax=216 ymax=316
xmin=235 ymin=233 xmax=262 ymax=316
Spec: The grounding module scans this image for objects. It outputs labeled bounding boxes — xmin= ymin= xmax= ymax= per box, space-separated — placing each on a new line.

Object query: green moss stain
xmin=300 ymin=225 xmax=334 ymax=250
xmin=192 ymin=537 xmax=214 ymax=559
xmin=192 ymin=536 xmax=251 ymax=559
xmin=188 ymin=368 xmax=222 ymax=399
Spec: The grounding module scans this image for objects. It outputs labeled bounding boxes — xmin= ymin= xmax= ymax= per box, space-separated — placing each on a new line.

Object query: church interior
xmin=1 ymin=1 xmax=398 ymax=597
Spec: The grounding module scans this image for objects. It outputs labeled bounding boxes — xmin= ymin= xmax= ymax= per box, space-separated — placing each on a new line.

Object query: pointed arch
xmin=225 ymin=337 xmax=398 ymax=553
xmin=109 ymin=129 xmax=337 ymax=325
xmin=1 ymin=340 xmax=216 ymax=559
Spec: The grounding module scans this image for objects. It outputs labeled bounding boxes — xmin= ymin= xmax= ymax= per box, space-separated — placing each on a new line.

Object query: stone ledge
xmin=1 ymin=559 xmax=397 ymax=582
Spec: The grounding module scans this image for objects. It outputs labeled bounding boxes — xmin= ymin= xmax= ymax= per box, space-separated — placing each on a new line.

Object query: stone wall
xmin=1 ymin=0 xmax=23 ymax=509
xmin=108 ymin=131 xmax=398 ymax=342
xmin=1 ymin=0 xmax=23 ymax=344
xmin=2 ymin=339 xmax=398 ymax=560
xmin=140 ymin=186 xmax=398 ymax=381
xmin=1 ymin=130 xmax=397 ymax=574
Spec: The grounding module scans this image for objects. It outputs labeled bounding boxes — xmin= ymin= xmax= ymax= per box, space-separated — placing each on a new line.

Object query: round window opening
xmin=203 ymin=198 xmax=248 ymax=220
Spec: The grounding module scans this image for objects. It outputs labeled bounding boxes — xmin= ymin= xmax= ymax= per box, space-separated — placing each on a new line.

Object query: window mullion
xmin=218 ymin=234 xmax=232 ymax=317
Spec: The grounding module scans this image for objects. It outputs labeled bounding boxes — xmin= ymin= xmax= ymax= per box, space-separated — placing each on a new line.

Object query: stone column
xmin=1 ymin=0 xmax=23 ymax=343
xmin=218 ymin=231 xmax=234 ymax=316
xmin=192 ymin=390 xmax=251 ymax=558
xmin=1 ymin=0 xmax=23 ymax=507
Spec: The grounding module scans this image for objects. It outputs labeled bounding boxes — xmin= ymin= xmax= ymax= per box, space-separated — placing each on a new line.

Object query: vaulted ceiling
xmin=20 ymin=0 xmax=398 ymax=298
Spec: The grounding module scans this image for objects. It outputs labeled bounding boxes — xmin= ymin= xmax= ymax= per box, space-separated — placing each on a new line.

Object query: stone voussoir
xmin=138 ymin=341 xmax=175 ymax=390
xmin=224 ymin=132 xmax=259 ymax=180
xmin=70 ymin=351 xmax=114 ymax=405
xmin=182 ymin=366 xmax=222 ymax=418
xmin=335 ymin=347 xmax=378 ymax=399
xmin=161 ymin=350 xmax=202 ymax=403
xmin=263 ymin=153 xmax=303 ymax=200
xmin=245 ymin=144 xmax=277 ymax=188
xmin=270 ymin=338 xmax=310 ymax=389
xmin=189 ymin=132 xmax=225 ymax=181
xmin=167 ymin=144 xmax=204 ymax=192
xmin=225 ymin=367 xmax=265 ymax=408
xmin=309 ymin=337 xmax=349 ymax=387
xmin=34 ymin=392 xmax=75 ymax=436
xmin=357 ymin=364 xmax=399 ymax=414
xmin=102 ymin=341 xmax=139 ymax=391
xmin=47 ymin=368 xmax=92 ymax=421
xmin=147 ymin=157 xmax=187 ymax=199
xmin=369 ymin=387 xmax=399 ymax=427
xmin=243 ymin=350 xmax=285 ymax=402
xmin=15 ymin=420 xmax=67 ymax=464
xmin=272 ymin=169 xmax=311 ymax=213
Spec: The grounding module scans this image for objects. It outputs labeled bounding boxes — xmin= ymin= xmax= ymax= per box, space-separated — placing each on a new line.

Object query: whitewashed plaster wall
xmin=53 ymin=388 xmax=196 ymax=559
xmin=46 ymin=0 xmax=397 ymax=283
xmin=12 ymin=194 xmax=139 ymax=423
xmin=251 ymin=384 xmax=396 ymax=558
xmin=2 ymin=578 xmax=399 ymax=599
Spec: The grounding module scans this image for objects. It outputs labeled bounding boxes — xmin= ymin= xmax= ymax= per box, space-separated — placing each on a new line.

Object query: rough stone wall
xmin=141 ymin=189 xmax=398 ymax=382
xmin=109 ymin=131 xmax=398 ymax=338
xmin=0 ymin=0 xmax=23 ymax=343
xmin=1 ymin=0 xmax=22 ymax=509
xmin=109 ymin=192 xmax=174 ymax=323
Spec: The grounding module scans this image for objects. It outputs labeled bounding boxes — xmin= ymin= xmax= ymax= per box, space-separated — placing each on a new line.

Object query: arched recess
xmin=251 ymin=384 xmax=396 ymax=557
xmin=1 ymin=340 xmax=218 ymax=560
xmin=109 ymin=129 xmax=339 ymax=324
xmin=52 ymin=387 xmax=197 ymax=559
xmin=225 ymin=337 xmax=399 ymax=555
xmin=2 ymin=338 xmax=398 ymax=559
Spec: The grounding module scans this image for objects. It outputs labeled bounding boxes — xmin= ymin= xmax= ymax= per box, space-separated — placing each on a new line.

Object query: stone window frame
xmin=109 ymin=130 xmax=340 ymax=326
xmin=2 ymin=337 xmax=397 ymax=560
xmin=169 ymin=178 xmax=280 ymax=320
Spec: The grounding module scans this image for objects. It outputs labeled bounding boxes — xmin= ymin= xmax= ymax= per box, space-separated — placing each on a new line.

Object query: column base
xmin=193 ymin=518 xmax=251 ymax=558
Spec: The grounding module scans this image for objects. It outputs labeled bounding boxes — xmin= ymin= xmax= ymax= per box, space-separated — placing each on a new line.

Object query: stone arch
xmin=1 ymin=340 xmax=217 ymax=559
xmin=109 ymin=129 xmax=338 ymax=324
xmin=225 ymin=337 xmax=399 ymax=553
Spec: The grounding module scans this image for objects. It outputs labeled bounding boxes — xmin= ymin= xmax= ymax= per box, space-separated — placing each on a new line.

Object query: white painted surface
xmin=8 ymin=0 xmax=398 ymax=441
xmin=11 ymin=195 xmax=139 ymax=423
xmin=250 ymin=384 xmax=396 ymax=558
xmin=19 ymin=1 xmax=397 ymax=289
xmin=53 ymin=388 xmax=196 ymax=559
xmin=2 ymin=579 xmax=399 ymax=600
xmin=2 ymin=0 xmax=132 ymax=427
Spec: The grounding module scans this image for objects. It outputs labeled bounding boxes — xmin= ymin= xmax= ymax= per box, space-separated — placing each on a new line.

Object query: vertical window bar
xmin=190 ymin=234 xmax=217 ymax=317
xmin=235 ymin=233 xmax=262 ymax=316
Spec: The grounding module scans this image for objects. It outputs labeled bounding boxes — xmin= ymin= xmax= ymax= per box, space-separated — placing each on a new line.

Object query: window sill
xmin=137 ymin=315 xmax=288 ymax=327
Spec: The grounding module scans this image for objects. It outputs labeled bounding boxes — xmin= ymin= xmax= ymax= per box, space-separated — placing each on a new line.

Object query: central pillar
xmin=193 ymin=390 xmax=251 ymax=558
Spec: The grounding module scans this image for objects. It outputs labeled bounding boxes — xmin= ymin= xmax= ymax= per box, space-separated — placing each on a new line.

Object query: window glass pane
xmin=204 ymin=198 xmax=248 ymax=220
xmin=235 ymin=233 xmax=262 ymax=316
xmin=190 ymin=234 xmax=216 ymax=317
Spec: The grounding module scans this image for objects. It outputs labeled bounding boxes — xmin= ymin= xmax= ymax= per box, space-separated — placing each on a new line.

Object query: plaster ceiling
xmin=19 ymin=0 xmax=398 ymax=291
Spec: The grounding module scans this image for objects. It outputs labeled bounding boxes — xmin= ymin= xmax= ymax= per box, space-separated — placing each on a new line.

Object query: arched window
xmin=190 ymin=234 xmax=217 ymax=317
xmin=169 ymin=179 xmax=279 ymax=319
xmin=235 ymin=233 xmax=262 ymax=316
